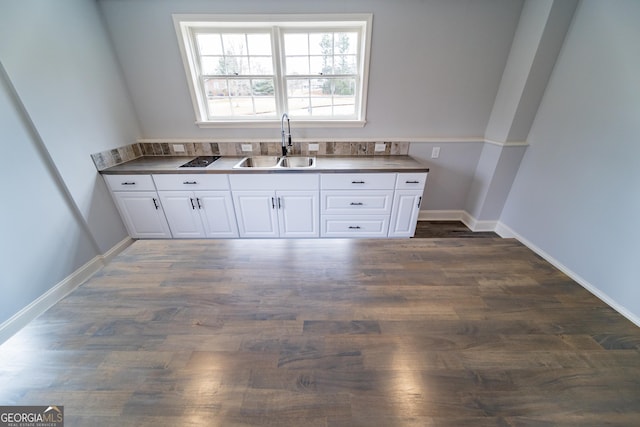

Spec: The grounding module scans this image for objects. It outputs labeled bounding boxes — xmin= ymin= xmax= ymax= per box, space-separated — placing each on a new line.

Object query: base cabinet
xmin=153 ymin=174 xmax=238 ymax=238
xmin=320 ymin=173 xmax=396 ymax=238
xmin=230 ymin=174 xmax=320 ymax=238
xmin=158 ymin=191 xmax=238 ymax=238
xmin=104 ymin=174 xmax=172 ymax=238
xmin=104 ymin=169 xmax=427 ymax=240
xmin=233 ymin=190 xmax=319 ymax=238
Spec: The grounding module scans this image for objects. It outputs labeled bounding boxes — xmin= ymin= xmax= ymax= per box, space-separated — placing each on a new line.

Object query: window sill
xmin=195 ymin=119 xmax=367 ymax=129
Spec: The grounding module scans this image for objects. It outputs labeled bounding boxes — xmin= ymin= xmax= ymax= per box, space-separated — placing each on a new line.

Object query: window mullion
xmin=272 ymin=26 xmax=286 ymax=116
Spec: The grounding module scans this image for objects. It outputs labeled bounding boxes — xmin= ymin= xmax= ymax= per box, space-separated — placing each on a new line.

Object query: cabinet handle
xmin=348 ymin=226 xmax=362 ymax=229
xmin=121 ymin=182 xmax=136 ymax=185
xmin=190 ymin=198 xmax=196 ymax=210
xmin=183 ymin=181 xmax=197 ymax=185
xmin=152 ymin=198 xmax=159 ymax=210
xmin=196 ymin=198 xmax=202 ymax=209
xmin=277 ymin=197 xmax=282 ymax=209
xmin=417 ymin=196 xmax=422 ymax=208
xmin=350 ymin=202 xmax=364 ymax=206
xmin=406 ymin=180 xmax=420 ymax=184
xmin=351 ymin=181 xmax=365 ymax=184
xmin=271 ymin=197 xmax=275 ymax=209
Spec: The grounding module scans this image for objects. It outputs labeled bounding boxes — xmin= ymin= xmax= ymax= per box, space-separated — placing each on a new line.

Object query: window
xmin=174 ymin=14 xmax=372 ymax=127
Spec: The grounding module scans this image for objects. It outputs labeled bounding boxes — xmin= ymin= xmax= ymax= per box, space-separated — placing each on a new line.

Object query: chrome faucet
xmin=281 ymin=113 xmax=292 ymax=156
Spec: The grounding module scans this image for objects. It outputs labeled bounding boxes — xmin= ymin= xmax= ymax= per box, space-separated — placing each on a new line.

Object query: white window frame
xmin=173 ymin=14 xmax=373 ymax=128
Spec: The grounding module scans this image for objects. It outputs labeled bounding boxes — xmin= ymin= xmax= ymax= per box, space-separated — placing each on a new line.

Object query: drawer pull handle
xmin=350 ymin=202 xmax=364 ymax=206
xmin=348 ymin=226 xmax=362 ymax=229
xmin=152 ymin=198 xmax=159 ymax=210
xmin=190 ymin=198 xmax=196 ymax=210
xmin=121 ymin=182 xmax=136 ymax=185
xmin=183 ymin=181 xmax=197 ymax=185
xmin=351 ymin=181 xmax=365 ymax=184
xmin=406 ymin=180 xmax=420 ymax=184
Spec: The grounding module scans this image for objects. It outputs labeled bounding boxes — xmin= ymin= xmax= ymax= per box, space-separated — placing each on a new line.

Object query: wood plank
xmin=1 ymin=237 xmax=639 ymax=425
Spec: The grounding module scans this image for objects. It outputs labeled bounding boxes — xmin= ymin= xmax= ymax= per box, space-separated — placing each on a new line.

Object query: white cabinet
xmin=103 ymin=175 xmax=171 ymax=238
xmin=104 ymin=168 xmax=428 ymax=240
xmin=388 ymin=173 xmax=428 ymax=237
xmin=153 ymin=174 xmax=238 ymax=238
xmin=320 ymin=173 xmax=396 ymax=238
xmin=230 ymin=174 xmax=319 ymax=238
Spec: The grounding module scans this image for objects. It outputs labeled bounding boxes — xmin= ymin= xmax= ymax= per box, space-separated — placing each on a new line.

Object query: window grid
xmin=281 ymin=30 xmax=360 ymax=118
xmin=193 ymin=31 xmax=278 ymax=119
xmin=176 ymin=16 xmax=371 ymax=125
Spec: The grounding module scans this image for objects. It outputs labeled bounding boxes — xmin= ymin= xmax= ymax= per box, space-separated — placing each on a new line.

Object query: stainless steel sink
xmin=233 ymin=156 xmax=281 ymax=168
xmin=233 ymin=156 xmax=315 ymax=169
xmin=278 ymin=157 xmax=315 ymax=168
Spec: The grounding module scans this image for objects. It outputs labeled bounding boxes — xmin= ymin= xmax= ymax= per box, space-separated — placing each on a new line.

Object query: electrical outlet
xmin=431 ymin=147 xmax=440 ymax=159
xmin=241 ymin=144 xmax=253 ymax=152
xmin=308 ymin=143 xmax=319 ymax=151
xmin=375 ymin=143 xmax=386 ymax=152
xmin=172 ymin=144 xmax=185 ymax=153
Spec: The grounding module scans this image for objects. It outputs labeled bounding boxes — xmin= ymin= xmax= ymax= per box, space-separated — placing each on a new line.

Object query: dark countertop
xmin=99 ymin=155 xmax=429 ymax=175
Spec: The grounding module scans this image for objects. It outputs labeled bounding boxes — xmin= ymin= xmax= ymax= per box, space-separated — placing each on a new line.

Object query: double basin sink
xmin=233 ymin=156 xmax=315 ymax=169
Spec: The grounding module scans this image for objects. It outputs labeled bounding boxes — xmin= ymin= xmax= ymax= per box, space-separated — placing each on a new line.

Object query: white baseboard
xmin=419 ymin=210 xmax=497 ymax=232
xmin=419 ymin=209 xmax=464 ymax=221
xmin=496 ymin=222 xmax=640 ymax=328
xmin=460 ymin=211 xmax=498 ymax=232
xmin=102 ymin=236 xmax=134 ymax=264
xmin=0 ymin=237 xmax=134 ymax=344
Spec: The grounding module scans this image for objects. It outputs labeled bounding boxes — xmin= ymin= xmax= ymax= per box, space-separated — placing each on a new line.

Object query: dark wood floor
xmin=1 ymin=237 xmax=639 ymax=426
xmin=413 ymin=221 xmax=499 ymax=238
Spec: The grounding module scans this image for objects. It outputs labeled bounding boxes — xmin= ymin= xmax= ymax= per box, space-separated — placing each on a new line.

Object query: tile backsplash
xmin=92 ymin=141 xmax=410 ymax=171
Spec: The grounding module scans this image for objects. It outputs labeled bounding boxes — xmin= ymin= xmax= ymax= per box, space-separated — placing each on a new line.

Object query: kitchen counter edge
xmin=99 ymin=155 xmax=430 ymax=175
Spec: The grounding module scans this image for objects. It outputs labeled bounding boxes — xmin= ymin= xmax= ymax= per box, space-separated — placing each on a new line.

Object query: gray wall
xmin=0 ymin=0 xmax=141 ymax=255
xmin=409 ymin=141 xmax=484 ymax=211
xmin=0 ymin=0 xmax=141 ymax=325
xmin=97 ymin=0 xmax=523 ymax=139
xmin=0 ymin=65 xmax=99 ymax=325
xmin=500 ymin=0 xmax=640 ymax=322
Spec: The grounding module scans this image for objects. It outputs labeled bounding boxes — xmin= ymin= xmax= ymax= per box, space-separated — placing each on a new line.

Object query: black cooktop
xmin=179 ymin=156 xmax=221 ymax=168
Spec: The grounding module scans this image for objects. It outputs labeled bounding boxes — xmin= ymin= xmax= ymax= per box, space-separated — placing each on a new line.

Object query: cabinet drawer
xmin=104 ymin=174 xmax=156 ymax=192
xmin=152 ymin=174 xmax=230 ymax=191
xmin=321 ymin=173 xmax=396 ymax=190
xmin=321 ymin=190 xmax=394 ymax=215
xmin=321 ymin=215 xmax=390 ymax=238
xmin=230 ymin=174 xmax=319 ymax=190
xmin=395 ymin=173 xmax=428 ymax=189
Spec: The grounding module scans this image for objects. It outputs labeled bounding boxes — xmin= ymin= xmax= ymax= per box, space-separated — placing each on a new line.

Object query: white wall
xmin=0 ymin=64 xmax=98 ymax=325
xmin=97 ymin=0 xmax=523 ymax=140
xmin=409 ymin=141 xmax=484 ymax=211
xmin=0 ymin=0 xmax=142 ymax=327
xmin=0 ymin=0 xmax=141 ymax=253
xmin=500 ymin=0 xmax=640 ymax=323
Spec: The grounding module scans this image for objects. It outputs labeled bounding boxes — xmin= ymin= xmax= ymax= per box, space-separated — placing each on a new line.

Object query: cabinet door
xmin=112 ymin=192 xmax=171 ymax=238
xmin=158 ymin=191 xmax=205 ymax=238
xmin=233 ymin=191 xmax=279 ymax=238
xmin=277 ymin=191 xmax=319 ymax=238
xmin=196 ymin=191 xmax=239 ymax=238
xmin=388 ymin=190 xmax=422 ymax=237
